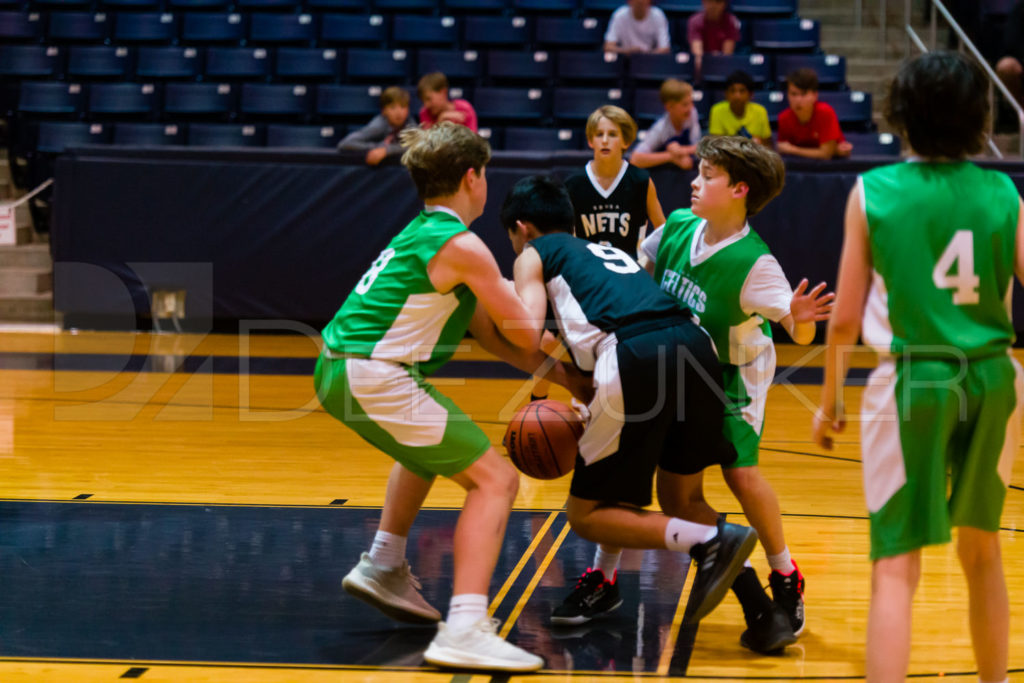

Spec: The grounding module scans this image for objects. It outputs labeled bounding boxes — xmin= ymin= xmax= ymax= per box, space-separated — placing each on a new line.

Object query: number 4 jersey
xmin=321 ymin=207 xmax=477 ymax=376
xmin=860 ymin=161 xmax=1019 ymax=358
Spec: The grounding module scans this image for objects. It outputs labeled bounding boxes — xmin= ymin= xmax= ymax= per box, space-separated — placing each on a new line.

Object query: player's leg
xmin=865 ymin=550 xmax=920 ymax=683
xmin=957 ymin=527 xmax=1008 ymax=683
xmin=550 ymin=542 xmax=624 ymax=626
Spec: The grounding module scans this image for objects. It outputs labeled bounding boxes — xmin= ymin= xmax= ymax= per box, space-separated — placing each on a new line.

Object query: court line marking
xmin=656 ymin=555 xmax=696 ymax=676
xmin=498 ymin=521 xmax=571 ymax=639
xmin=488 ymin=511 xmax=559 ymax=617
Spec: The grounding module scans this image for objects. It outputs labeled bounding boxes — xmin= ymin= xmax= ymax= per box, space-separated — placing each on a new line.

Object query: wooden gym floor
xmin=0 ymin=330 xmax=1021 ymax=682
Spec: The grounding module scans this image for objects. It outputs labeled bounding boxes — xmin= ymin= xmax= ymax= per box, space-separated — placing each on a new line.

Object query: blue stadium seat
xmin=580 ymin=0 xmax=622 ymax=12
xmin=32 ymin=0 xmax=92 ymax=8
xmin=627 ymin=51 xmax=694 ymax=85
xmin=634 ymin=86 xmax=709 ymax=123
xmin=319 ymin=14 xmax=388 ymax=46
xmin=818 ymin=90 xmax=873 ymax=130
xmin=751 ymin=18 xmax=820 ymax=51
xmin=306 ymin=0 xmax=367 ymax=10
xmin=168 ymin=0 xmax=231 ymax=9
xmin=0 ymin=45 xmax=62 ymax=79
xmin=556 ymin=50 xmax=623 ymax=84
xmin=18 ymin=81 xmax=86 ymax=115
xmin=392 ymin=15 xmax=459 ymax=47
xmin=373 ymin=0 xmax=438 ymax=11
xmin=265 ymin=123 xmax=341 ymax=147
xmin=114 ymin=12 xmax=177 ymax=43
xmin=513 ymin=0 xmax=576 ymax=13
xmin=113 ymin=121 xmax=186 ymax=145
xmin=844 ymin=131 xmax=901 ymax=158
xmin=345 ymin=48 xmax=411 ymax=81
xmin=35 ymin=120 xmax=109 ymax=152
xmin=316 ymin=83 xmax=385 ymax=119
xmin=552 ymin=86 xmax=627 ymax=123
xmin=534 ymin=16 xmax=605 ymax=49
xmin=463 ymin=16 xmax=529 ymax=48
xmin=502 ymin=125 xmax=581 ymax=151
xmin=700 ymin=53 xmax=770 ymax=87
xmin=443 ymin=0 xmax=506 ymax=12
xmin=249 ymin=13 xmax=317 ymax=45
xmin=135 ymin=46 xmax=202 ymax=79
xmin=658 ymin=0 xmax=702 ymax=17
xmin=163 ymin=81 xmax=235 ymax=117
xmin=774 ymin=53 xmax=846 ymax=89
xmin=732 ymin=0 xmax=797 ymax=18
xmin=0 ymin=11 xmax=43 ymax=41
xmin=66 ymin=46 xmax=133 ymax=80
xmin=187 ymin=122 xmax=264 ymax=146
xmin=47 ymin=12 xmax=110 ymax=43
xmin=274 ymin=47 xmax=341 ymax=81
xmin=487 ymin=49 xmax=553 ymax=84
xmin=750 ymin=88 xmax=786 ymax=121
xmin=417 ymin=49 xmax=482 ymax=83
xmin=181 ymin=13 xmax=246 ymax=44
xmin=204 ymin=47 xmax=271 ymax=79
xmin=473 ymin=86 xmax=549 ymax=124
xmin=88 ymin=82 xmax=157 ymax=117
xmin=236 ymin=0 xmax=301 ymax=10
xmin=101 ymin=0 xmax=161 ymax=9
xmin=240 ymin=82 xmax=312 ymax=117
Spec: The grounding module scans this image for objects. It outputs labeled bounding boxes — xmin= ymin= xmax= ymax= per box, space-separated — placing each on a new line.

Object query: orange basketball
xmin=502 ymin=399 xmax=584 ymax=480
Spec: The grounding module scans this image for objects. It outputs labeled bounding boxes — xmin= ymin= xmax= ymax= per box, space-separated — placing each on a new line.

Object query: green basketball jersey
xmin=321 ymin=209 xmax=477 ymax=376
xmin=861 ymin=162 xmax=1019 ymax=358
xmin=654 ymin=209 xmax=775 ymax=366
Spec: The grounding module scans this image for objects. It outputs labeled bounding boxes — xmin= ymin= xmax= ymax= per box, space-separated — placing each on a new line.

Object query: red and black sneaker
xmin=550 ymin=568 xmax=623 ymax=626
xmin=769 ymin=561 xmax=805 ymax=636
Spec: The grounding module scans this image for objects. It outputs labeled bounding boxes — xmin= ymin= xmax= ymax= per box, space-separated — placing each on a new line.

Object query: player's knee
xmin=956 ymin=529 xmax=1001 ymax=569
xmin=723 ymin=465 xmax=758 ymax=496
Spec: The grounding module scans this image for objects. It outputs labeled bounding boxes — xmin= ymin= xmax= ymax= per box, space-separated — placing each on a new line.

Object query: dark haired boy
xmin=777 ymin=68 xmax=852 ymax=159
xmin=814 ymin=51 xmax=1023 ymax=683
xmin=709 ymin=70 xmax=771 ymax=145
xmin=337 ymin=86 xmax=416 ymax=166
xmin=502 ymin=174 xmax=759 ymax=629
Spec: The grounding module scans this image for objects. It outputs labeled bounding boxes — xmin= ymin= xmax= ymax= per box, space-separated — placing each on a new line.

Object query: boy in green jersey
xmin=316 ymin=122 xmax=583 ymax=673
xmin=814 ymin=52 xmax=1024 ymax=683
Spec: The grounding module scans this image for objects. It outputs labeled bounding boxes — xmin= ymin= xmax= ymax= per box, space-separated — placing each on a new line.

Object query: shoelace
xmin=396 ymin=561 xmax=423 ymax=590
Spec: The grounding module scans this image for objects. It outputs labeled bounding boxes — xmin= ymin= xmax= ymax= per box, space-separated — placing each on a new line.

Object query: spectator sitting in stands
xmin=631 ymin=78 xmax=700 ymax=170
xmin=777 ymin=68 xmax=853 ymax=160
xmin=709 ymin=69 xmax=771 ymax=145
xmin=688 ymin=0 xmax=741 ymax=75
xmin=995 ymin=0 xmax=1024 ymax=111
xmin=417 ymin=72 xmax=478 ymax=133
xmin=603 ymin=0 xmax=671 ymax=54
xmin=336 ymin=86 xmax=417 ymax=166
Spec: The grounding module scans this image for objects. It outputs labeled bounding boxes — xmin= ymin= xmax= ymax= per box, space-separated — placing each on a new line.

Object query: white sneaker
xmin=423 ymin=618 xmax=544 ymax=672
xmin=341 ymin=552 xmax=441 ymax=624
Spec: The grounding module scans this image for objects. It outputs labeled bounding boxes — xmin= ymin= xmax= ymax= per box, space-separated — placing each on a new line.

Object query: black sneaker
xmin=550 ymin=568 xmax=623 ymax=625
xmin=684 ymin=520 xmax=758 ymax=625
xmin=769 ymin=562 xmax=805 ymax=636
xmin=740 ymin=603 xmax=797 ymax=655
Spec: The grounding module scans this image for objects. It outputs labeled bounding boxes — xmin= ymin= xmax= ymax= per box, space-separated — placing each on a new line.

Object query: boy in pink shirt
xmin=417 ymin=72 xmax=478 ymax=132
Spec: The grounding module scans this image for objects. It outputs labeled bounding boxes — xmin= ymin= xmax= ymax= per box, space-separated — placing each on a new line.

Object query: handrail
xmin=901 ymin=0 xmax=1024 ymax=158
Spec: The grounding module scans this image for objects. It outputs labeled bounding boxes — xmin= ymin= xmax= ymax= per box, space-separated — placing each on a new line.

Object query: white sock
xmin=593 ymin=546 xmax=622 ymax=580
xmin=767 ymin=547 xmax=796 ymax=574
xmin=744 ymin=558 xmax=753 ymax=568
xmin=664 ymin=518 xmax=717 ymax=553
xmin=368 ymin=530 xmax=406 ymax=570
xmin=447 ymin=593 xmax=489 ymax=631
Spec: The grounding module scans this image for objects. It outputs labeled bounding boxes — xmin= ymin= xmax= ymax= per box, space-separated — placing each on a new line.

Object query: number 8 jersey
xmin=321 ymin=207 xmax=477 ymax=376
xmin=529 ymin=232 xmax=684 ymax=371
xmin=860 ymin=161 xmax=1019 ymax=358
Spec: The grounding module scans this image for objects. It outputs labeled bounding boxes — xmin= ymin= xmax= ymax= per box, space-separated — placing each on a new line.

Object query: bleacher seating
xmin=700 ymin=53 xmax=771 ymax=87
xmin=113 ymin=121 xmax=186 ymax=145
xmin=67 ymin=46 xmax=133 ymax=80
xmin=0 ymin=46 xmax=62 ymax=79
xmin=265 ymin=122 xmax=341 ymax=147
xmin=774 ymin=53 xmax=845 ymax=88
xmin=844 ymin=131 xmax=901 ymax=157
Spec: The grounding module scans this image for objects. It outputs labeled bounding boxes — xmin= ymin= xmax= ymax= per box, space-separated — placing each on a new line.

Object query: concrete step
xmin=0 ymin=293 xmax=57 ymax=324
xmin=0 ymin=244 xmax=50 ymax=269
xmin=0 ymin=268 xmax=52 ymax=295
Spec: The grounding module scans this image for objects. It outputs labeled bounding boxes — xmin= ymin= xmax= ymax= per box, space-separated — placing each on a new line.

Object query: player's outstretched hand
xmin=790 ymin=278 xmax=835 ymax=324
xmin=811 ymin=405 xmax=845 ymax=451
xmin=561 ymin=362 xmax=595 ymax=406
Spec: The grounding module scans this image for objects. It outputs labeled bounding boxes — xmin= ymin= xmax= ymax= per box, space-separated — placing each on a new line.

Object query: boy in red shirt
xmin=777 ymin=68 xmax=853 ymax=160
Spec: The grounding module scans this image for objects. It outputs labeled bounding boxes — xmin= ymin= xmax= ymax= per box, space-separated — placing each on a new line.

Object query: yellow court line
xmin=498 ymin=521 xmax=572 ymax=639
xmin=656 ymin=557 xmax=696 ymax=676
xmin=488 ymin=511 xmax=559 ymax=616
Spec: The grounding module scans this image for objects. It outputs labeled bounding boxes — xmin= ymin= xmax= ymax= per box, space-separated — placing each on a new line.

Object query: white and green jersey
xmin=321 ymin=206 xmax=477 ymax=377
xmin=860 ymin=161 xmax=1019 ymax=358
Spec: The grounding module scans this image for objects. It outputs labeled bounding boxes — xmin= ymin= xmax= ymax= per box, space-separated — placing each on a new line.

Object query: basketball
xmin=502 ymin=399 xmax=584 ymax=480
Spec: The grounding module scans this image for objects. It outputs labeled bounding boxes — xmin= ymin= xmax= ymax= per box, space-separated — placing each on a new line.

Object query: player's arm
xmin=646 ymin=179 xmax=666 ymax=229
xmin=429 ymin=231 xmax=541 ymax=352
xmin=1014 ymin=196 xmax=1024 ymax=284
xmin=812 ymin=182 xmax=873 ymax=450
xmin=777 ymin=139 xmax=838 ymax=160
xmin=511 ymin=245 xmax=549 ymax=329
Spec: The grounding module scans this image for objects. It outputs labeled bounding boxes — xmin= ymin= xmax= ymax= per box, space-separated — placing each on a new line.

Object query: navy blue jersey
xmin=564 ymin=162 xmax=651 ymax=258
xmin=529 ymin=232 xmax=686 ymax=371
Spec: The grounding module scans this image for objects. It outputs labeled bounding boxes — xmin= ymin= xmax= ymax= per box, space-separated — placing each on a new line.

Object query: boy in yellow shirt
xmin=709 ymin=70 xmax=771 ymax=145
